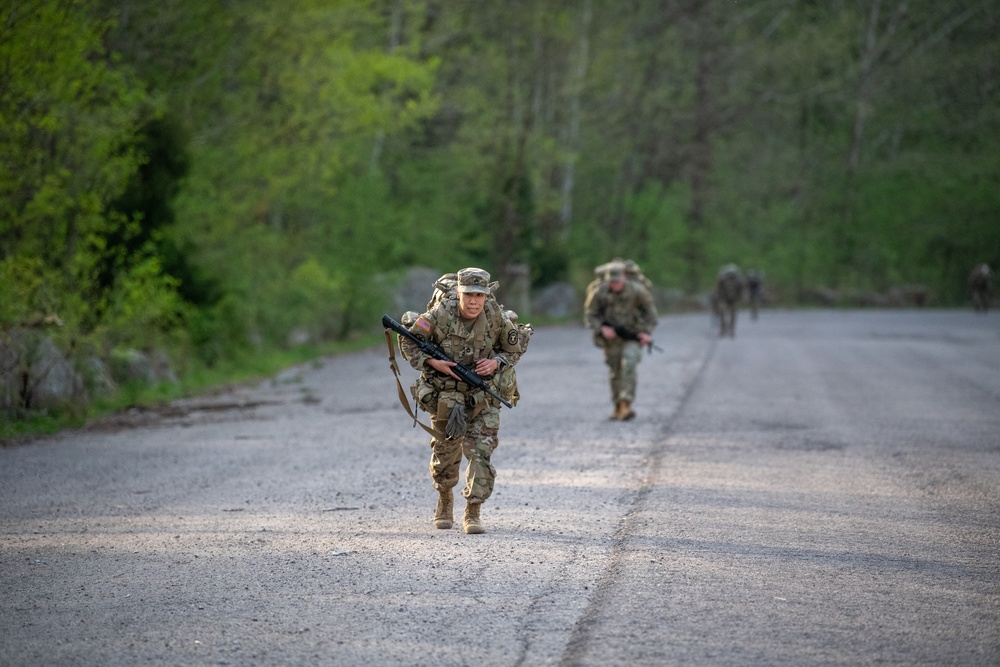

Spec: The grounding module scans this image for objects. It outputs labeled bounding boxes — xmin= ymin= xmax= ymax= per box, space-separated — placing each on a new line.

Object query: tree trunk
xmin=838 ymin=0 xmax=908 ymax=282
xmin=558 ymin=0 xmax=592 ymax=238
xmin=370 ymin=0 xmax=404 ymax=173
xmin=684 ymin=7 xmax=716 ymax=294
xmin=494 ymin=22 xmax=534 ymax=293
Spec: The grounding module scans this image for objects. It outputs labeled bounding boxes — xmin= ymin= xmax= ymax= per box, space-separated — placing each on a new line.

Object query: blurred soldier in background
xmin=969 ymin=263 xmax=993 ymax=313
xmin=714 ymin=264 xmax=745 ymax=337
xmin=746 ymin=269 xmax=763 ymax=320
xmin=584 ymin=261 xmax=658 ymax=421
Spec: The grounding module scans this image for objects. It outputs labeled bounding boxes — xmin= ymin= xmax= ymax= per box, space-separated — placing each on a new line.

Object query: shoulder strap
xmin=384 ymin=330 xmax=447 ymax=439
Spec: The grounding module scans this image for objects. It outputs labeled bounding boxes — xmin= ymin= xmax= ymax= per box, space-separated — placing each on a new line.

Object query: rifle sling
xmin=384 ymin=330 xmax=449 ymax=440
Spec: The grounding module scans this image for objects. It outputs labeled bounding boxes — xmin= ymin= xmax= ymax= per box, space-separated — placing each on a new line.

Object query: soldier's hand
xmin=474 ymin=358 xmax=499 ymax=376
xmin=600 ymin=325 xmax=617 ymax=340
xmin=638 ymin=332 xmax=653 ymax=346
xmin=426 ymin=358 xmax=461 ymax=381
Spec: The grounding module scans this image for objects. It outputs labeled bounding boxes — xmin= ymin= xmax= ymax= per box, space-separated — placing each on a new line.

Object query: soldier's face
xmin=609 ymin=278 xmax=625 ymax=292
xmin=459 ymin=292 xmax=487 ymax=319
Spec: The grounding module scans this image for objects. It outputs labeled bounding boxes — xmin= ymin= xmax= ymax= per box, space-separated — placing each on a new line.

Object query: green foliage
xmin=0 ymin=0 xmax=179 ymax=341
xmin=0 ymin=257 xmax=48 ymax=327
xmin=287 ymin=256 xmax=346 ymax=340
xmin=155 ymin=0 xmax=444 ymax=349
xmin=0 ymin=411 xmax=79 ymax=442
xmin=4 ymin=0 xmax=999 ymax=432
xmin=102 ymin=255 xmax=186 ymax=349
xmin=185 ymin=293 xmax=254 ymax=366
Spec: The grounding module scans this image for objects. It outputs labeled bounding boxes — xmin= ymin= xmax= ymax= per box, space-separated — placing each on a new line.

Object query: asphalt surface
xmin=1 ymin=309 xmax=998 ymax=667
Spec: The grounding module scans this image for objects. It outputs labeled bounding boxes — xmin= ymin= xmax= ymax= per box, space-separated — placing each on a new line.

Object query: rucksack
xmin=495 ymin=309 xmax=532 ymax=406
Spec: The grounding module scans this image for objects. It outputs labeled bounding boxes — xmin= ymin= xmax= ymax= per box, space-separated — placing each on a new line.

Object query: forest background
xmin=1 ymin=0 xmax=998 ymax=429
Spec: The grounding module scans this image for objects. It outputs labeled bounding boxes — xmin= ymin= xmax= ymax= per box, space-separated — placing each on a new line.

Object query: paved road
xmin=2 ymin=310 xmax=998 ymax=666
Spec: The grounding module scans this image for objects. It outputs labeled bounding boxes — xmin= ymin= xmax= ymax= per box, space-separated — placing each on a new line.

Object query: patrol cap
xmin=456 ymin=267 xmax=491 ymax=294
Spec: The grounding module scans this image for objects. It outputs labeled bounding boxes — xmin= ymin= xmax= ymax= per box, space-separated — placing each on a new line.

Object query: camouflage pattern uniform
xmin=399 ymin=268 xmax=526 ymax=533
xmin=746 ymin=270 xmax=763 ymax=320
xmin=969 ymin=263 xmax=993 ymax=313
xmin=584 ymin=263 xmax=658 ymax=420
xmin=714 ymin=264 xmax=745 ymax=337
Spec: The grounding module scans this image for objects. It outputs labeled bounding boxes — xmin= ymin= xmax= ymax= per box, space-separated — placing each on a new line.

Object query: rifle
xmin=382 ymin=314 xmax=513 ymax=409
xmin=602 ymin=321 xmax=663 ymax=354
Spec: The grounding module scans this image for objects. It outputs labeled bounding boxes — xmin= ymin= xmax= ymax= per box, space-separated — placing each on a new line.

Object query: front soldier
xmin=584 ymin=261 xmax=658 ymax=421
xmin=399 ymin=268 xmax=526 ymax=534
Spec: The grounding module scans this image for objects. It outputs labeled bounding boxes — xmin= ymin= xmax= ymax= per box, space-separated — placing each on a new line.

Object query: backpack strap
xmin=384 ymin=329 xmax=447 ymax=440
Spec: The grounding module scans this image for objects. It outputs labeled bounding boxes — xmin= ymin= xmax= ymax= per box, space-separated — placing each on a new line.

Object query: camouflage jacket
xmin=715 ymin=271 xmax=745 ymax=303
xmin=400 ymin=299 xmax=525 ymax=381
xmin=584 ymin=280 xmax=658 ymax=335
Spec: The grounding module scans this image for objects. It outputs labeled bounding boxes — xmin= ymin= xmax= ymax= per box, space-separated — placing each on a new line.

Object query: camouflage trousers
xmin=429 ymin=404 xmax=500 ymax=503
xmin=972 ymin=289 xmax=991 ymax=312
xmin=603 ymin=339 xmax=643 ymax=403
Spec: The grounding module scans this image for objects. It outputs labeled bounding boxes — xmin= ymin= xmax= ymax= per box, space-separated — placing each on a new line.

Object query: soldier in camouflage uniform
xmin=969 ymin=263 xmax=993 ymax=313
xmin=714 ymin=264 xmax=745 ymax=337
xmin=584 ymin=261 xmax=658 ymax=421
xmin=746 ymin=269 xmax=763 ymax=320
xmin=399 ymin=268 xmax=527 ymax=534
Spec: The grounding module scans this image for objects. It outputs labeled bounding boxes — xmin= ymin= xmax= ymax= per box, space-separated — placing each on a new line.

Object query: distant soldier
xmin=746 ymin=270 xmax=763 ymax=320
xmin=584 ymin=261 xmax=658 ymax=421
xmin=714 ymin=264 xmax=745 ymax=337
xmin=969 ymin=263 xmax=993 ymax=313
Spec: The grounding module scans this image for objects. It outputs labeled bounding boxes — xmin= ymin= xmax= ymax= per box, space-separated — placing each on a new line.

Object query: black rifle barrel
xmin=382 ymin=314 xmax=513 ymax=409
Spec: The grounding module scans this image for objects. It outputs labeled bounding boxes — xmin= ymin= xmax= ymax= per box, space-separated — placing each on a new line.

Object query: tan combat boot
xmin=434 ymin=489 xmax=453 ymax=529
xmin=463 ymin=502 xmax=485 ymax=534
xmin=612 ymin=400 xmax=631 ymax=421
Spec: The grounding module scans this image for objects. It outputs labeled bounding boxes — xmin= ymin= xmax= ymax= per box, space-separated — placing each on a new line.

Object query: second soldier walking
xmin=584 ymin=261 xmax=658 ymax=421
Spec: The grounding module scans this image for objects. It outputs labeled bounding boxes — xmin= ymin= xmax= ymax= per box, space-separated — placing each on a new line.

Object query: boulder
xmin=109 ymin=348 xmax=178 ymax=385
xmin=82 ymin=356 xmax=117 ymax=397
xmin=391 ymin=266 xmax=443 ymax=315
xmin=0 ymin=330 xmax=86 ymax=412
